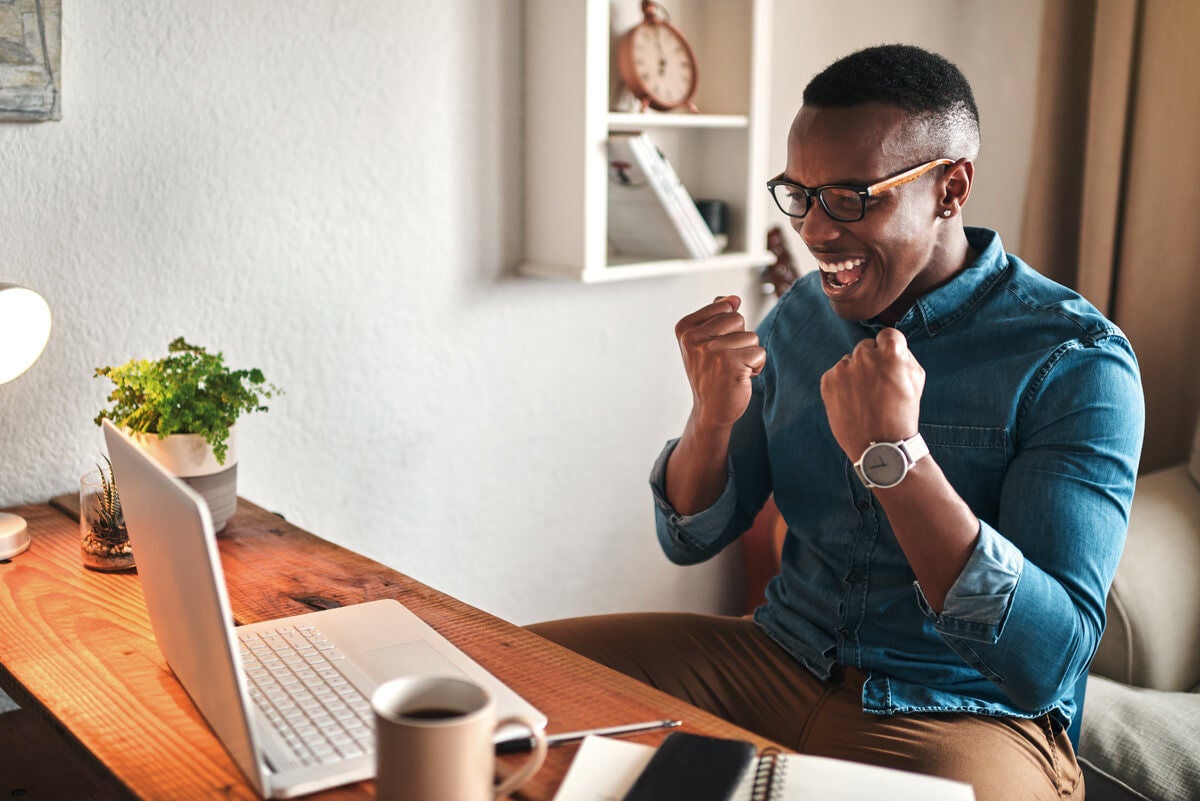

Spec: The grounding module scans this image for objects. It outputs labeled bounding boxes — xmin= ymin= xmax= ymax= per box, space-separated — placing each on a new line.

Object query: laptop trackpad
xmin=359 ymin=640 xmax=468 ymax=684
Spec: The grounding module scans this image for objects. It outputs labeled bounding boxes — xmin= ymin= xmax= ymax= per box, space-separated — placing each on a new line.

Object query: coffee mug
xmin=372 ymin=676 xmax=547 ymax=801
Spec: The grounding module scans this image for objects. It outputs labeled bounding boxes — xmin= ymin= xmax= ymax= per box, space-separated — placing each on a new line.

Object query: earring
xmin=942 ymin=209 xmax=952 ymax=218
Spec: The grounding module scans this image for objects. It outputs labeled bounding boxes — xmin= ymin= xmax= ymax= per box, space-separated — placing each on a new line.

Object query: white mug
xmin=372 ymin=676 xmax=546 ymax=801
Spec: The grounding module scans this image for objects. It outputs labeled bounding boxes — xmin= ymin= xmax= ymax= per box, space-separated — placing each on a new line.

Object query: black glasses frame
xmin=766 ymin=158 xmax=954 ymax=223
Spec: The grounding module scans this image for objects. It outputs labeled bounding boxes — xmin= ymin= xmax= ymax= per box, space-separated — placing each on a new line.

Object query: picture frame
xmin=0 ymin=0 xmax=61 ymax=121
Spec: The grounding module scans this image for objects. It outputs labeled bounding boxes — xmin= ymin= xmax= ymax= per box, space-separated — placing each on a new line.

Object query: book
xmin=606 ymin=131 xmax=720 ymax=260
xmin=551 ymin=735 xmax=977 ymax=801
xmin=606 ymin=132 xmax=694 ymax=259
xmin=624 ymin=132 xmax=720 ymax=259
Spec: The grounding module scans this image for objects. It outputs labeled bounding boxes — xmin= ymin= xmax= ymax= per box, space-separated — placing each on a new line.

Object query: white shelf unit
xmin=521 ymin=0 xmax=774 ymax=283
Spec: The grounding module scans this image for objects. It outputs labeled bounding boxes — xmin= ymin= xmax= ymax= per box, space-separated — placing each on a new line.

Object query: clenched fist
xmin=676 ymin=295 xmax=767 ymax=432
xmin=820 ymin=327 xmax=925 ymax=459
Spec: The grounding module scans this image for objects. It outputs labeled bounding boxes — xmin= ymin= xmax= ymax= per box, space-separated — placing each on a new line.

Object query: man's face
xmin=785 ymin=103 xmax=952 ymax=323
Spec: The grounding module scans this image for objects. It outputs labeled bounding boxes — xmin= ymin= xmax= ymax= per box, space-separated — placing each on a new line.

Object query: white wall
xmin=0 ymin=1 xmax=1043 ymax=626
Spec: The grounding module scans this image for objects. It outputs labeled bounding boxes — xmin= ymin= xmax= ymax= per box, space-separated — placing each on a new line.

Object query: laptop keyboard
xmin=237 ymin=623 xmax=376 ymax=766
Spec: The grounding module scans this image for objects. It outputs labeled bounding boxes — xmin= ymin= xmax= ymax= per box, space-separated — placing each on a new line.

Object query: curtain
xmin=1021 ymin=0 xmax=1200 ymax=473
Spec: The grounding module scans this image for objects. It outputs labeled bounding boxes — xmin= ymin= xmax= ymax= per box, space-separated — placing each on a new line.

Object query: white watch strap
xmin=899 ymin=433 xmax=929 ymax=466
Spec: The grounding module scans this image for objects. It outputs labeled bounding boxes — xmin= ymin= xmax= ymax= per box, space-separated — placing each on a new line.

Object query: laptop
xmin=102 ymin=420 xmax=546 ymax=799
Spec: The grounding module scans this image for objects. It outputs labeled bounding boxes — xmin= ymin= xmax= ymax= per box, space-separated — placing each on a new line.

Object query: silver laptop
xmin=103 ymin=420 xmax=546 ymax=799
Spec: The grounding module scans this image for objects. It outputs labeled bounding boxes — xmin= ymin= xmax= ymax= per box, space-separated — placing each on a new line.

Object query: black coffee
xmin=402 ymin=707 xmax=464 ymax=720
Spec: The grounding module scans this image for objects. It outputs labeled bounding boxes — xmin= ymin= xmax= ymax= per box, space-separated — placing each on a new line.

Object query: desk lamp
xmin=0 ymin=284 xmax=52 ymax=560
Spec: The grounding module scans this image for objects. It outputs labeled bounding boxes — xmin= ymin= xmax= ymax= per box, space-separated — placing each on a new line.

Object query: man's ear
xmin=939 ymin=158 xmax=974 ymax=217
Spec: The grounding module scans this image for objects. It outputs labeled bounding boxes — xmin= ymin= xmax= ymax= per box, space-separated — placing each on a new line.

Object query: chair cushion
xmin=1079 ymin=675 xmax=1200 ymax=801
xmin=1091 ymin=465 xmax=1200 ymax=692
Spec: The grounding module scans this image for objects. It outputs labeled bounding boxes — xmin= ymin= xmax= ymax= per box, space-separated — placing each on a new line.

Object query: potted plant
xmin=80 ymin=456 xmax=134 ymax=571
xmin=94 ymin=337 xmax=280 ymax=532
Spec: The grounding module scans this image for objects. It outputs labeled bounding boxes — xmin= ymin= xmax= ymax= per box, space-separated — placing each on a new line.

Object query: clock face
xmin=862 ymin=442 xmax=907 ymax=487
xmin=629 ymin=23 xmax=695 ymax=108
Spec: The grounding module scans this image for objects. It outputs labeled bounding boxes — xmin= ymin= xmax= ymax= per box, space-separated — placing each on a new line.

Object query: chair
xmin=740 ymin=495 xmax=785 ymax=615
xmin=1077 ymin=416 xmax=1200 ymax=801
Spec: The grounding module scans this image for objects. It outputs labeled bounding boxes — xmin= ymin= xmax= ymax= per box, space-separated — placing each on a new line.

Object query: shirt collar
xmin=861 ymin=227 xmax=1008 ymax=338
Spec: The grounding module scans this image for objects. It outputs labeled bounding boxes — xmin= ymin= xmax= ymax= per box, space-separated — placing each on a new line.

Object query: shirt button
xmin=846 ymin=571 xmax=861 ymax=584
xmin=855 ymin=500 xmax=870 ymax=512
xmin=838 ymin=627 xmax=852 ymax=638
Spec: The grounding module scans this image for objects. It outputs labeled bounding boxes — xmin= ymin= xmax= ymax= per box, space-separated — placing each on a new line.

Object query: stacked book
xmin=607 ymin=131 xmax=720 ymax=260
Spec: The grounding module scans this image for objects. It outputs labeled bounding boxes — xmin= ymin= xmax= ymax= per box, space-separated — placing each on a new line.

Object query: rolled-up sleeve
xmin=914 ymin=520 xmax=1024 ymax=643
xmin=650 ymin=439 xmax=743 ymax=564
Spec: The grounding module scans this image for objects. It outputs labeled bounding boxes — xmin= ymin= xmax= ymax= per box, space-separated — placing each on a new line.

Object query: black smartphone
xmin=621 ymin=731 xmax=757 ymax=801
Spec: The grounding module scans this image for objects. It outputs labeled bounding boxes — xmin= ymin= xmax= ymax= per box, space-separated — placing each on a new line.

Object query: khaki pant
xmin=527 ymin=613 xmax=1082 ymax=801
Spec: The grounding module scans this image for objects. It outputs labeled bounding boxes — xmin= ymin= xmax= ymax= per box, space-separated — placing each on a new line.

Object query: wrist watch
xmin=854 ymin=433 xmax=930 ymax=489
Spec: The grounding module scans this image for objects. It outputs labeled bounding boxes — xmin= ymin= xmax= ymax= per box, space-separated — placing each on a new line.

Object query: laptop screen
xmin=103 ymin=420 xmax=268 ymax=795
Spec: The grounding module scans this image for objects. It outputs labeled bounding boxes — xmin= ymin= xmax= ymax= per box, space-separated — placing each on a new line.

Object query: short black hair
xmin=803 ymin=44 xmax=980 ymax=159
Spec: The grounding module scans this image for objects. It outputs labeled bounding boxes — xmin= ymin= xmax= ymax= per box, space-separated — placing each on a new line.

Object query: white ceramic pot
xmin=128 ymin=426 xmax=238 ymax=532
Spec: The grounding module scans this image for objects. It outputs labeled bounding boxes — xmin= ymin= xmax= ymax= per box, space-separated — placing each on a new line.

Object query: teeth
xmin=817 ymin=258 xmax=865 ymax=273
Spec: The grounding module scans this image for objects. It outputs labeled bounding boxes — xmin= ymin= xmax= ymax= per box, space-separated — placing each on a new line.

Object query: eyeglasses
xmin=766 ymin=158 xmax=954 ymax=223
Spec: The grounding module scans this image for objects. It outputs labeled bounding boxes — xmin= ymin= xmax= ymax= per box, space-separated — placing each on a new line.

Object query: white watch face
xmin=861 ymin=442 xmax=907 ymax=487
xmin=630 ymin=25 xmax=694 ymax=106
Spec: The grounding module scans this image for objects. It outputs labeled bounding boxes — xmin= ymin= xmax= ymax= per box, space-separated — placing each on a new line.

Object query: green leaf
xmin=94 ymin=338 xmax=283 ymax=465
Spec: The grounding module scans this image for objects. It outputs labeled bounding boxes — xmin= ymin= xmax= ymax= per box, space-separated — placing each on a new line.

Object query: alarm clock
xmin=615 ymin=1 xmax=700 ymax=113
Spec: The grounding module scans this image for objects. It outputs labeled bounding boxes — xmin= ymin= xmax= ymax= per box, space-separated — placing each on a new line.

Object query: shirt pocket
xmin=918 ymin=423 xmax=1008 ymax=517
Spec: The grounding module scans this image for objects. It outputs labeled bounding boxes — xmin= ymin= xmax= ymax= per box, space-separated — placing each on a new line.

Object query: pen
xmin=495 ymin=719 xmax=682 ymax=754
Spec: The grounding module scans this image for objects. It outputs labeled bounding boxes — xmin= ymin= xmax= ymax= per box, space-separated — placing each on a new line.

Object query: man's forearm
xmin=664 ymin=415 xmax=734 ymax=516
xmin=873 ymin=457 xmax=979 ymax=612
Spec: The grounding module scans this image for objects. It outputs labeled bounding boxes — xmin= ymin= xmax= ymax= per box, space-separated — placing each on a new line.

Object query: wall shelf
xmin=521 ymin=250 xmax=771 ymax=284
xmin=521 ymin=0 xmax=773 ymax=283
xmin=607 ymin=112 xmax=750 ymax=130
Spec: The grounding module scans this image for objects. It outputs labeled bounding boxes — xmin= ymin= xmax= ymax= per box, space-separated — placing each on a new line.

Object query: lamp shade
xmin=0 ymin=283 xmax=52 ymax=384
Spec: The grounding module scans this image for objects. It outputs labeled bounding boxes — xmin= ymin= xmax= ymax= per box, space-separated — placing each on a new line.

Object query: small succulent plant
xmin=88 ymin=456 xmax=126 ymax=545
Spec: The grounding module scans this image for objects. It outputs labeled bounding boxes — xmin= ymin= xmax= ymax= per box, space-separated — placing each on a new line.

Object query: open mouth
xmin=817 ymin=257 xmax=866 ymax=289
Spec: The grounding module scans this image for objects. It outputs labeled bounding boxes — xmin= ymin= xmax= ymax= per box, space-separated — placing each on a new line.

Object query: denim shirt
xmin=651 ymin=228 xmax=1144 ymax=727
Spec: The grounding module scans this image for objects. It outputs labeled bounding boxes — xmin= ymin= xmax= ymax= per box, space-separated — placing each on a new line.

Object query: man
xmin=530 ymin=45 xmax=1143 ymax=799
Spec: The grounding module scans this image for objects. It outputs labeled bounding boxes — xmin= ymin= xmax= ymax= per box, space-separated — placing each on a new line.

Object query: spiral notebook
xmin=551 ymin=735 xmax=976 ymax=801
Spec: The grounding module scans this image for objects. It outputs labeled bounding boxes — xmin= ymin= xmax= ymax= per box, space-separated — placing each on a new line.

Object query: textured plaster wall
xmin=0 ymin=0 xmax=757 ymax=624
xmin=0 ymin=1 xmax=1042 ymax=626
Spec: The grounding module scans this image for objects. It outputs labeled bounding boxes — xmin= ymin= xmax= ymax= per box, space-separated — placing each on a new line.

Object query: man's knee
xmin=526 ymin=612 xmax=760 ymax=697
xmin=526 ymin=613 xmax=679 ymax=683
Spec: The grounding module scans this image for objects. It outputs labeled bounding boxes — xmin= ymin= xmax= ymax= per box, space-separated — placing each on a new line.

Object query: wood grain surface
xmin=0 ymin=499 xmax=778 ymax=800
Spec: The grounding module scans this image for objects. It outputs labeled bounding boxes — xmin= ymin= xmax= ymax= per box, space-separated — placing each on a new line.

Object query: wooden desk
xmin=0 ymin=499 xmax=777 ymax=800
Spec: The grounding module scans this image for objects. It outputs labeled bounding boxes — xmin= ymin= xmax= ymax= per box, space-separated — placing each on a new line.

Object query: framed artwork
xmin=0 ymin=0 xmax=60 ymax=121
